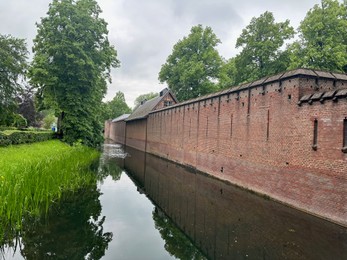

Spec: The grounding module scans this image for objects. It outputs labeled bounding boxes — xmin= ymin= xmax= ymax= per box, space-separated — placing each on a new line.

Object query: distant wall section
xmin=125 ymin=119 xmax=147 ymax=152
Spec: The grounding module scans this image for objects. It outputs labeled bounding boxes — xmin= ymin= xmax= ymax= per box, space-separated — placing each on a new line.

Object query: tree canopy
xmin=0 ymin=34 xmax=28 ymax=126
xmin=29 ymin=0 xmax=119 ymax=147
xmin=219 ymin=57 xmax=237 ymax=88
xmin=289 ymin=0 xmax=347 ymax=72
xmin=159 ymin=25 xmax=223 ymax=101
xmin=101 ymin=91 xmax=131 ymax=121
xmin=233 ymin=11 xmax=294 ymax=84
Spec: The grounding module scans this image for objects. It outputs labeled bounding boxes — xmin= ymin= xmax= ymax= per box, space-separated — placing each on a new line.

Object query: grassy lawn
xmin=0 ymin=140 xmax=100 ymax=241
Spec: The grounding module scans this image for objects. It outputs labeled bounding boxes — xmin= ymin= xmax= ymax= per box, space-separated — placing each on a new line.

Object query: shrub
xmin=0 ymin=131 xmax=54 ymax=147
xmin=12 ymin=113 xmax=27 ymax=128
xmin=0 ymin=126 xmax=16 ymax=132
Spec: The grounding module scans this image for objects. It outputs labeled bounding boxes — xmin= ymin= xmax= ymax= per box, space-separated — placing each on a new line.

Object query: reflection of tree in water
xmin=98 ymin=156 xmax=123 ymax=182
xmin=153 ymin=207 xmax=207 ymax=260
xmin=98 ymin=144 xmax=125 ymax=182
xmin=19 ymin=183 xmax=112 ymax=259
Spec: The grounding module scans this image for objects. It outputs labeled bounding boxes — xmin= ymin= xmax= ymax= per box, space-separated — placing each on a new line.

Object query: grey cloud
xmin=0 ymin=0 xmax=322 ymax=107
xmin=0 ymin=0 xmax=50 ymax=51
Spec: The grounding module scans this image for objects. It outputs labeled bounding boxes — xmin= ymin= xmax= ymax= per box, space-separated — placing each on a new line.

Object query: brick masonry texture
xmin=106 ymin=69 xmax=347 ymax=226
xmin=105 ymin=120 xmax=127 ymax=144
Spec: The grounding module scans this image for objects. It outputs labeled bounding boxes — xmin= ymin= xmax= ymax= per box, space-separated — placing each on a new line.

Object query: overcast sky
xmin=0 ymin=0 xmax=324 ymax=108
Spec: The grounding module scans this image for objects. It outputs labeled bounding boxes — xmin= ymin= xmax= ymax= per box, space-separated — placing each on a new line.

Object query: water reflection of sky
xmin=99 ymin=174 xmax=173 ymax=260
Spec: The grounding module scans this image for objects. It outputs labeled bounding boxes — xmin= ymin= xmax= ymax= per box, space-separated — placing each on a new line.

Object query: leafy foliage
xmin=42 ymin=112 xmax=56 ymax=129
xmin=234 ymin=11 xmax=294 ymax=84
xmin=288 ymin=0 xmax=347 ymax=72
xmin=101 ymin=91 xmax=131 ymax=121
xmin=133 ymin=92 xmax=158 ymax=110
xmin=29 ymin=0 xmax=119 ymax=147
xmin=17 ymin=85 xmax=43 ymax=127
xmin=159 ymin=25 xmax=223 ymax=101
xmin=0 ymin=131 xmax=53 ymax=146
xmin=219 ymin=57 xmax=237 ymax=88
xmin=0 ymin=34 xmax=28 ymax=126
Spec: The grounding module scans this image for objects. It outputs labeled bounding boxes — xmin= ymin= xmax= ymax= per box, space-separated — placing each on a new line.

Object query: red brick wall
xmin=110 ymin=121 xmax=127 ymax=144
xmin=104 ymin=120 xmax=127 ymax=145
xmin=146 ymin=75 xmax=347 ymax=226
xmin=125 ymin=119 xmax=147 ymax=151
xmin=104 ymin=120 xmax=111 ymax=139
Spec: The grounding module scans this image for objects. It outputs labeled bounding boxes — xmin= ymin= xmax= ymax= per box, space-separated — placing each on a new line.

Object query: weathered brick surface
xmin=106 ymin=121 xmax=126 ymax=144
xmin=125 ymin=119 xmax=147 ymax=151
xmin=125 ymin=91 xmax=177 ymax=151
xmin=144 ymin=71 xmax=347 ymax=226
xmin=104 ymin=120 xmax=111 ymax=139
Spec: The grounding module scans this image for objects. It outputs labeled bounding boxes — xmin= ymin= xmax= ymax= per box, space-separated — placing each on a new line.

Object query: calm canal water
xmin=2 ymin=143 xmax=347 ymax=259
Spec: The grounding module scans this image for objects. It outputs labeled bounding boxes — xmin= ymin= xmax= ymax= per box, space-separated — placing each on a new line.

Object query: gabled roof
xmin=111 ymin=114 xmax=130 ymax=122
xmin=125 ymin=89 xmax=177 ymax=122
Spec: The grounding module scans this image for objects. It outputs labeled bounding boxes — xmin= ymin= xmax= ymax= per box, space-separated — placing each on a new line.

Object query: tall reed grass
xmin=0 ymin=140 xmax=99 ymax=242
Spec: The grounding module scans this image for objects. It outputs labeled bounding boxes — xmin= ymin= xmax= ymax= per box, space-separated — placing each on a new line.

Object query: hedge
xmin=0 ymin=131 xmax=55 ymax=147
xmin=0 ymin=126 xmax=17 ymax=132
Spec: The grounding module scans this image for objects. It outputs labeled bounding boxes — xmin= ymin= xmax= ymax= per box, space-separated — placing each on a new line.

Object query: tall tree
xmin=0 ymin=34 xmax=28 ymax=126
xmin=234 ymin=12 xmax=294 ymax=84
xmin=289 ymin=0 xmax=347 ymax=72
xmin=159 ymin=25 xmax=223 ymax=101
xmin=29 ymin=0 xmax=119 ymax=147
xmin=219 ymin=57 xmax=237 ymax=89
xmin=101 ymin=91 xmax=131 ymax=121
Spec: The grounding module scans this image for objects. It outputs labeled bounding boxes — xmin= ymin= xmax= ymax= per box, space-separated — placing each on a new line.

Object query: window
xmin=343 ymin=118 xmax=347 ymax=153
xmin=312 ymin=119 xmax=318 ymax=151
xmin=164 ymin=100 xmax=172 ymax=107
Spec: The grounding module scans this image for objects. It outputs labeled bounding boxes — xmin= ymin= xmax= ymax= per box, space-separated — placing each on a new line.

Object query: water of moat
xmin=2 ymin=144 xmax=347 ymax=259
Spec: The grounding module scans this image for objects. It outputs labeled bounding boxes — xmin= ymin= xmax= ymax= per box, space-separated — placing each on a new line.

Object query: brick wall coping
xmin=150 ymin=68 xmax=347 ymax=114
xmin=111 ymin=114 xmax=130 ymax=123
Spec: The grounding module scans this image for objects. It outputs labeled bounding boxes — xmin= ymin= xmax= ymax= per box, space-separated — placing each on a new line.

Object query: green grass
xmin=0 ymin=140 xmax=100 ymax=242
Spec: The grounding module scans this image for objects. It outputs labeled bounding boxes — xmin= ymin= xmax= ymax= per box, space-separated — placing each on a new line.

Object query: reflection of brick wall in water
xmin=145 ymin=69 xmax=347 ymax=226
xmin=125 ymin=151 xmax=347 ymax=259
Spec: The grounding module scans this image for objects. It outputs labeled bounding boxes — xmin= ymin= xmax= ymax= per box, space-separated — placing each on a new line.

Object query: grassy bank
xmin=0 ymin=140 xmax=99 ymax=241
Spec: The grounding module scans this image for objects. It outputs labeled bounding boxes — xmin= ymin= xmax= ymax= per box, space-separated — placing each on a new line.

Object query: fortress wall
xmin=125 ymin=119 xmax=147 ymax=151
xmin=145 ymin=73 xmax=347 ymax=225
xmin=104 ymin=120 xmax=111 ymax=139
xmin=107 ymin=120 xmax=127 ymax=144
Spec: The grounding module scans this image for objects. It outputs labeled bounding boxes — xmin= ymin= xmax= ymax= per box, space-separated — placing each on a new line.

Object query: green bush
xmin=12 ymin=114 xmax=27 ymax=128
xmin=0 ymin=131 xmax=54 ymax=147
xmin=0 ymin=126 xmax=17 ymax=132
